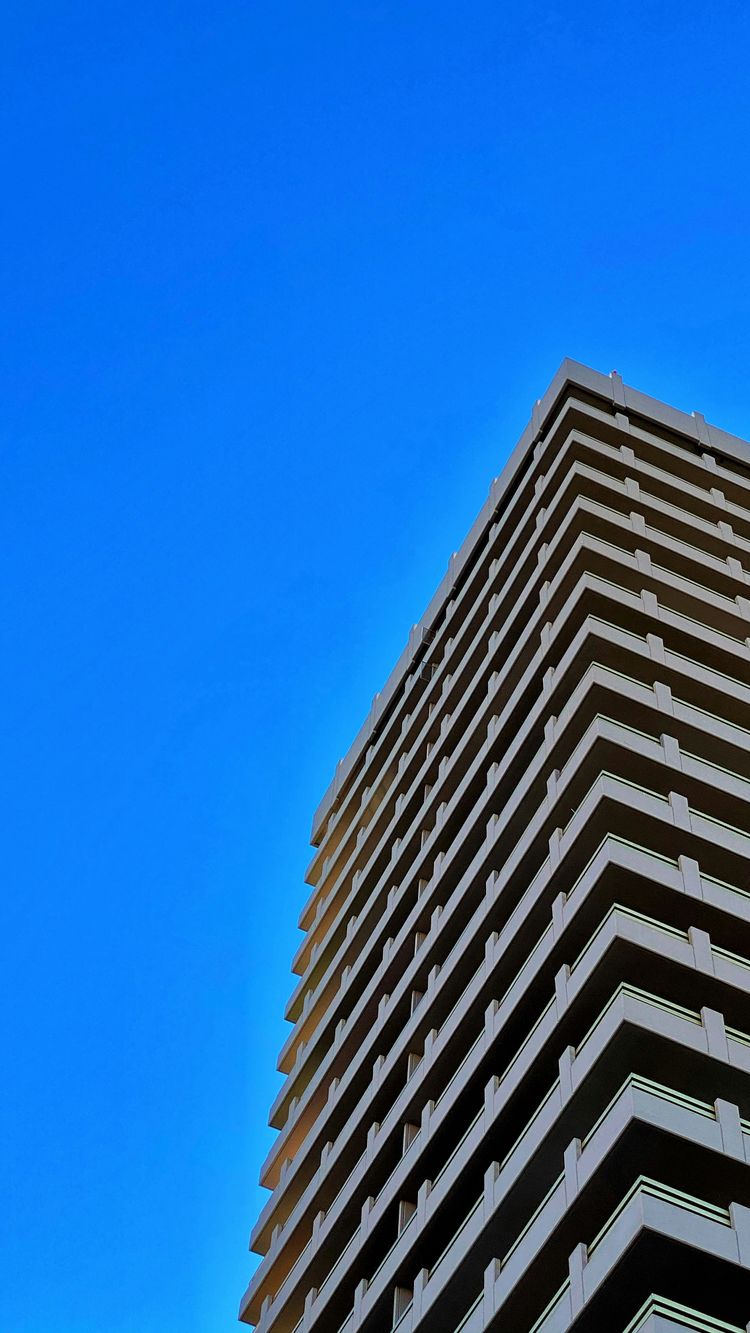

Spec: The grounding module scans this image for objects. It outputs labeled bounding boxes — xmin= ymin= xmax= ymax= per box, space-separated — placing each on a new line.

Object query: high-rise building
xmin=240 ymin=361 xmax=750 ymax=1333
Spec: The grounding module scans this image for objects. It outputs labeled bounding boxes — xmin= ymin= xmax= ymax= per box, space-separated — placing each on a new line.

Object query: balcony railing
xmin=623 ymin=1294 xmax=746 ymax=1333
xmin=438 ymin=1070 xmax=744 ymax=1333
xmin=301 ymin=961 xmax=750 ymax=1333
xmin=285 ymin=561 xmax=748 ymax=1114
xmin=526 ymin=1179 xmax=732 ymax=1333
xmin=269 ymin=856 xmax=750 ymax=1333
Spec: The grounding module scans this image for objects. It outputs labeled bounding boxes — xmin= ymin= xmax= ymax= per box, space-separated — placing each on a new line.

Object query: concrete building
xmin=240 ymin=361 xmax=750 ymax=1333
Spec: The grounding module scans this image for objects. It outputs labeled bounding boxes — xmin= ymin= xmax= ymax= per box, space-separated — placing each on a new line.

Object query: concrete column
xmin=359 ymin=1195 xmax=374 ymax=1240
xmin=678 ymin=854 xmax=703 ymax=900
xmin=551 ymin=891 xmax=566 ymax=940
xmin=302 ymin=1286 xmax=318 ymax=1331
xmin=653 ymin=680 xmax=674 ymax=714
xmin=661 ymin=734 xmax=681 ymax=769
xmin=563 ymin=1138 xmax=582 ymax=1204
xmin=420 ymin=1099 xmax=434 ymax=1138
xmin=411 ymin=1268 xmax=429 ymax=1320
xmin=555 ymin=964 xmax=571 ymax=1017
xmin=352 ymin=1278 xmax=368 ymax=1328
xmin=730 ymin=1202 xmax=750 ymax=1267
xmin=669 ymin=791 xmax=692 ymax=831
xmin=558 ymin=1045 xmax=576 ymax=1103
xmin=646 ymin=632 xmax=665 ymax=662
xmin=688 ymin=926 xmax=714 ymax=975
xmin=415 ymin=1179 xmax=432 ymax=1228
xmin=483 ymin=1257 xmax=502 ymax=1317
xmin=715 ymin=1099 xmax=745 ymax=1161
xmin=568 ymin=1242 xmax=588 ymax=1316
xmin=642 ymin=588 xmax=659 ymax=617
xmin=484 ymin=1075 xmax=499 ymax=1126
xmin=366 ymin=1121 xmax=380 ymax=1160
xmin=702 ymin=1007 xmax=730 ymax=1061
xmin=483 ymin=1161 xmax=499 ymax=1220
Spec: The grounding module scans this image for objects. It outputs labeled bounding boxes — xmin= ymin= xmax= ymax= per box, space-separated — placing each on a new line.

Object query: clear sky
xmin=4 ymin=2 xmax=750 ymax=1330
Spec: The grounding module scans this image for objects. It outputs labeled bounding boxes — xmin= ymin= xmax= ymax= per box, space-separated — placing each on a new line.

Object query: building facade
xmin=240 ymin=361 xmax=750 ymax=1333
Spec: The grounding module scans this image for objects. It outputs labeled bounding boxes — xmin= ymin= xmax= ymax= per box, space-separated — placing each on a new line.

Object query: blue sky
xmin=3 ymin=2 xmax=750 ymax=1330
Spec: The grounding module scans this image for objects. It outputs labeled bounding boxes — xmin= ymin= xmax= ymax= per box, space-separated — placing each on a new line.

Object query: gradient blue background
xmin=4 ymin=2 xmax=750 ymax=1329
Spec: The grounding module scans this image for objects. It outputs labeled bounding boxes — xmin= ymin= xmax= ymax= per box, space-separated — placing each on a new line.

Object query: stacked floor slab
xmin=240 ymin=361 xmax=750 ymax=1333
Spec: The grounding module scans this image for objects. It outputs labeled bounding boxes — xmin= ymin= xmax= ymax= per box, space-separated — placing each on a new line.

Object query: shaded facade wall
xmin=240 ymin=363 xmax=750 ymax=1333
